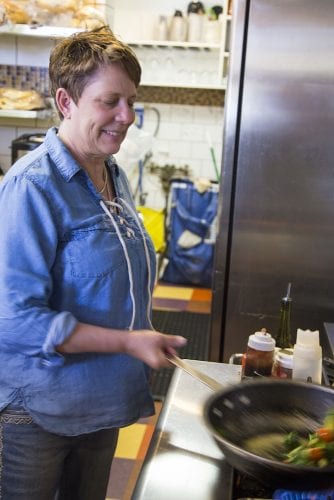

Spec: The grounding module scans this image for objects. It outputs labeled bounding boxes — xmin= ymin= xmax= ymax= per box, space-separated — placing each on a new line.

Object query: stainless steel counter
xmin=133 ymin=361 xmax=242 ymax=500
xmin=324 ymin=322 xmax=334 ymax=357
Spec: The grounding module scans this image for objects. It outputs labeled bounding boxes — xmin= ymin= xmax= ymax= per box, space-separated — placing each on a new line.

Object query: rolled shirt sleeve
xmin=0 ymin=172 xmax=77 ymax=365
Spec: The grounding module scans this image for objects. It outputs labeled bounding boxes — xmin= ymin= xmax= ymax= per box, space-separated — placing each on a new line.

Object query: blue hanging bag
xmin=162 ymin=179 xmax=218 ymax=287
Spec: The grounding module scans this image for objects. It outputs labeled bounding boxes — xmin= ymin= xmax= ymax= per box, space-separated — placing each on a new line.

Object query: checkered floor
xmin=152 ymin=283 xmax=212 ymax=314
xmin=106 ymin=402 xmax=162 ymax=500
xmin=106 ymin=283 xmax=212 ymax=500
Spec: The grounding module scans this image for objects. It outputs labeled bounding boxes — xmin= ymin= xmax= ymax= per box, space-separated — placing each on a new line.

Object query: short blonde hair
xmin=49 ymin=26 xmax=141 ymax=119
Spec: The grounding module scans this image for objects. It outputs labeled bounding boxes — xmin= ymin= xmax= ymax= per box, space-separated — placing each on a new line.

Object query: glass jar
xmin=243 ymin=331 xmax=276 ymax=377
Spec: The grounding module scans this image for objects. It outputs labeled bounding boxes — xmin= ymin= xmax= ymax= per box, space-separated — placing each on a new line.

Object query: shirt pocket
xmin=57 ymin=226 xmax=126 ymax=279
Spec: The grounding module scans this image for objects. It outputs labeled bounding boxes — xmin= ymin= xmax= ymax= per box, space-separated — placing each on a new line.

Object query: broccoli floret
xmin=284 ymin=431 xmax=302 ymax=452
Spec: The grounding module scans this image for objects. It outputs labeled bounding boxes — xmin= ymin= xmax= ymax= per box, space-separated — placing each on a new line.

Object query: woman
xmin=0 ymin=27 xmax=186 ymax=499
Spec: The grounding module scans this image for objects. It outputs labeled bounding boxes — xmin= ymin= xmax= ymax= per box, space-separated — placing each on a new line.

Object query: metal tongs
xmin=167 ymin=355 xmax=223 ymax=392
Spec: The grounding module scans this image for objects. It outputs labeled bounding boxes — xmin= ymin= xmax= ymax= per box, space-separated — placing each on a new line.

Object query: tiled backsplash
xmin=0 ymin=65 xmax=49 ymax=94
xmin=0 ymin=64 xmax=224 ymax=105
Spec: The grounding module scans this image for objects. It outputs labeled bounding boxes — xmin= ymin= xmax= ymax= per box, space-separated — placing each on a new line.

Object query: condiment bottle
xmin=274 ymin=348 xmax=293 ymax=379
xmin=275 ymin=282 xmax=293 ymax=349
xmin=243 ymin=331 xmax=276 ymax=378
xmin=187 ymin=2 xmax=205 ymax=43
xmin=292 ymin=329 xmax=322 ymax=384
xmin=169 ymin=10 xmax=187 ymax=42
xmin=156 ymin=15 xmax=168 ymax=41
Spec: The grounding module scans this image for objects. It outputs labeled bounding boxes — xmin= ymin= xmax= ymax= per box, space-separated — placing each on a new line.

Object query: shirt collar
xmin=44 ymin=127 xmax=81 ymax=182
xmin=44 ymin=127 xmax=119 ymax=182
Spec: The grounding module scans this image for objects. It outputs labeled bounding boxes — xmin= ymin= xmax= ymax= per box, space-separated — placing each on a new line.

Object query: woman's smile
xmin=58 ymin=64 xmax=137 ymax=161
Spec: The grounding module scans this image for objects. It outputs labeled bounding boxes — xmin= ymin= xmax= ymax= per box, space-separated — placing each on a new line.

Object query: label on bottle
xmin=292 ymin=342 xmax=322 ymax=384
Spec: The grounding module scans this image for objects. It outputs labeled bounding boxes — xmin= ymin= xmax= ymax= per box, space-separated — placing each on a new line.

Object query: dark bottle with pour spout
xmin=275 ymin=283 xmax=293 ymax=349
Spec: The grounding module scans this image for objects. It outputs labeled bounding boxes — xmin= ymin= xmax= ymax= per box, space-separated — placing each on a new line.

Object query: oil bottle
xmin=275 ymin=283 xmax=293 ymax=349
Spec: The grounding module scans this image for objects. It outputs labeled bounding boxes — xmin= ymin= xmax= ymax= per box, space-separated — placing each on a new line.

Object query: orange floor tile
xmin=192 ymin=288 xmax=212 ymax=302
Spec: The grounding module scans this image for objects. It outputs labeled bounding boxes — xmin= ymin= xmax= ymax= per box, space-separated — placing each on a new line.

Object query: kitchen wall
xmin=0 ymin=5 xmax=225 ymax=209
xmin=0 ymin=101 xmax=224 ymax=208
xmin=120 ymin=102 xmax=223 ymax=208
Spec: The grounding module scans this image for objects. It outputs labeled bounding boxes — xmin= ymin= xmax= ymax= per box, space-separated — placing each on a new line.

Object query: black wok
xmin=203 ymin=378 xmax=334 ymax=490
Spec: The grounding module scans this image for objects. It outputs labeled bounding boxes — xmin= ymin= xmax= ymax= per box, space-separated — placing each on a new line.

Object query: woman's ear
xmin=55 ymin=88 xmax=72 ymax=119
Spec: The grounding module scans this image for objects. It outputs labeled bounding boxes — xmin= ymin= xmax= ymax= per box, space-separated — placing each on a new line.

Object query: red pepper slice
xmin=316 ymin=428 xmax=334 ymax=443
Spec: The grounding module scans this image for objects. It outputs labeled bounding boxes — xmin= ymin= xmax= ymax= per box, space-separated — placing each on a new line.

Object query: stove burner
xmin=233 ymin=469 xmax=334 ymax=500
xmin=233 ymin=469 xmax=274 ymax=499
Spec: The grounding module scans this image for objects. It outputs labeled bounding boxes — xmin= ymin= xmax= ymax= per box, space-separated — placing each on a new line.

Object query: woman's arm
xmin=57 ymin=323 xmax=187 ymax=369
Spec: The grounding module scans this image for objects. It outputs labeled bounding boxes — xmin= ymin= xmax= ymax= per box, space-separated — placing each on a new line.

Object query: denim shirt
xmin=0 ymin=127 xmax=156 ymax=435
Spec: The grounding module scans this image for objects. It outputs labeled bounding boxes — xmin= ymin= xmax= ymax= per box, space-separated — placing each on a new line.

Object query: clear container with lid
xmin=243 ymin=331 xmax=276 ymax=378
xmin=292 ymin=329 xmax=322 ymax=384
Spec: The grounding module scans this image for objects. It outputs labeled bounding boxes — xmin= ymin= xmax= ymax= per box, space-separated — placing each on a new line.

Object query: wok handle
xmin=167 ymin=355 xmax=223 ymax=392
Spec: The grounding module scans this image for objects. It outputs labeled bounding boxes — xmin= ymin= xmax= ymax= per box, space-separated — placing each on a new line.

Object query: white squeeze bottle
xmin=292 ymin=329 xmax=322 ymax=384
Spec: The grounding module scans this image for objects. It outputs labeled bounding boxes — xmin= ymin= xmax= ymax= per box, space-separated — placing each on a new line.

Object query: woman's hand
xmin=58 ymin=323 xmax=187 ymax=370
xmin=124 ymin=329 xmax=187 ymax=369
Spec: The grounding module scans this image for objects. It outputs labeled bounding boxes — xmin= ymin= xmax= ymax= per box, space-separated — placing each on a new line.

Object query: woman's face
xmin=59 ymin=64 xmax=137 ymax=163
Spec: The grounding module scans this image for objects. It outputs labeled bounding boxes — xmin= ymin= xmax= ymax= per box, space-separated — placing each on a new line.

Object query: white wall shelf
xmin=0 ymin=24 xmax=84 ymax=38
xmin=127 ymin=40 xmax=221 ymax=50
xmin=0 ymin=108 xmax=53 ymax=119
xmin=139 ymin=80 xmax=227 ymax=90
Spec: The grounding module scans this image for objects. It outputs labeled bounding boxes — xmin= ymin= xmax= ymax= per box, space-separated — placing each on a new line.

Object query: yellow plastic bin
xmin=137 ymin=206 xmax=165 ymax=254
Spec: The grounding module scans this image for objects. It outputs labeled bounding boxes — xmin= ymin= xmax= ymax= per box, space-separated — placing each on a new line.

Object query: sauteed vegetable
xmin=283 ymin=409 xmax=334 ymax=467
xmin=241 ymin=408 xmax=334 ymax=466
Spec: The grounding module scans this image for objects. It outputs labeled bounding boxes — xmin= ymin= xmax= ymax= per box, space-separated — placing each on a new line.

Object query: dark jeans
xmin=0 ymin=404 xmax=119 ymax=500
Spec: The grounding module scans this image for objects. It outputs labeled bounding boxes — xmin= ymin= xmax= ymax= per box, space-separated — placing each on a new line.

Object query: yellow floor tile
xmin=153 ymin=285 xmax=193 ymax=300
xmin=115 ymin=423 xmax=147 ymax=460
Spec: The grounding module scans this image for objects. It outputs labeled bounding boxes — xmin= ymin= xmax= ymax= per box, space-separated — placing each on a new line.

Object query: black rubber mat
xmin=149 ymin=310 xmax=210 ymax=400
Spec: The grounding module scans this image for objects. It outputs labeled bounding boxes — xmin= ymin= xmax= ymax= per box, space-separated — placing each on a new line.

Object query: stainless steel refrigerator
xmin=210 ymin=0 xmax=334 ymax=362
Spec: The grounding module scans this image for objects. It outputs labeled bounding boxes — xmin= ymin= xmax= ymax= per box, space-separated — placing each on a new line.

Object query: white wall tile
xmin=157 ymin=120 xmax=181 ymax=141
xmin=179 ymin=123 xmax=204 ymax=142
xmin=170 ymin=104 xmax=194 ymax=123
xmin=0 ymin=154 xmax=11 ymax=171
xmin=17 ymin=37 xmax=55 ymax=67
xmin=17 ymin=126 xmax=47 ymax=135
xmin=139 ymin=103 xmax=224 ymax=185
xmin=170 ymin=139 xmax=192 ymax=161
xmin=0 ymin=126 xmax=16 ymax=153
xmin=194 ymin=105 xmax=222 ymax=124
xmin=206 ymin=122 xmax=224 ymax=143
xmin=0 ymin=35 xmax=17 ymax=64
